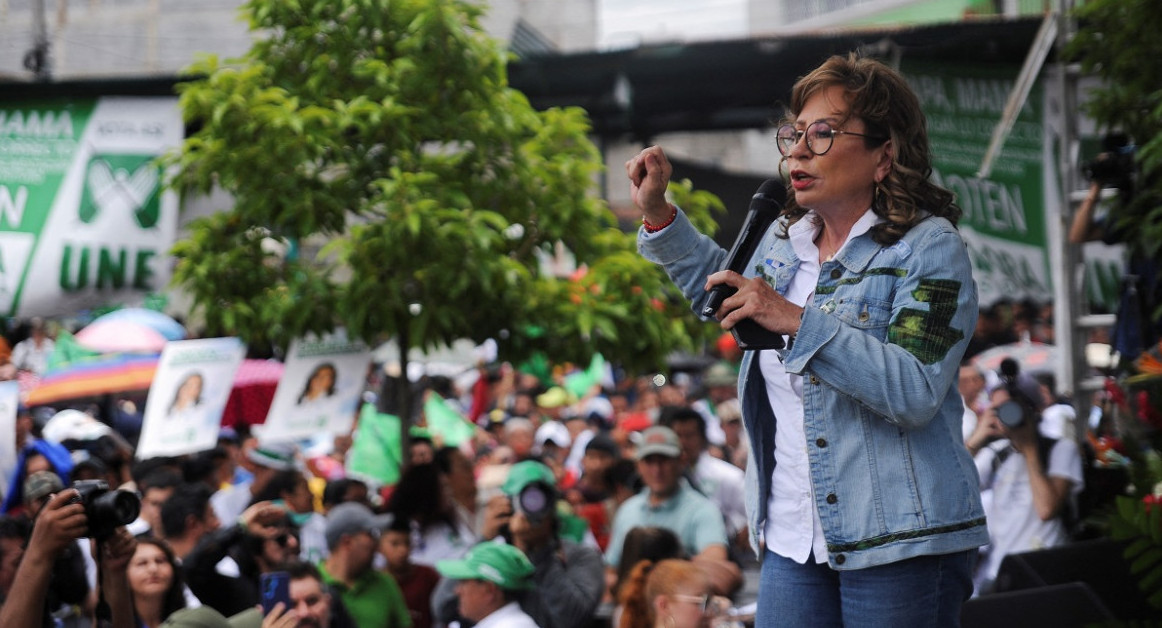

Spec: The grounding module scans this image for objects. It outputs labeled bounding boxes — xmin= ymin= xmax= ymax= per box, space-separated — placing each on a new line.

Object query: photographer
xmin=967 ymin=360 xmax=1084 ymax=594
xmin=1069 ymin=134 xmax=1161 ymax=364
xmin=435 ymin=461 xmax=604 ymax=628
xmin=22 ymin=471 xmax=92 ymax=625
xmin=0 ymin=488 xmax=137 ymax=628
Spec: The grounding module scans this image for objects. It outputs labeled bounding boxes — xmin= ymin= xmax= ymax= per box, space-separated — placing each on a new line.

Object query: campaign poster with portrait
xmin=136 ymin=337 xmax=246 ymax=459
xmin=256 ymin=331 xmax=371 ymax=444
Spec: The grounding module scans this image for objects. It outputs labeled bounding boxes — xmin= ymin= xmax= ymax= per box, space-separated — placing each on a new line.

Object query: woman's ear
xmin=875 ymin=140 xmax=893 ymax=183
xmin=653 ymin=593 xmax=670 ymax=617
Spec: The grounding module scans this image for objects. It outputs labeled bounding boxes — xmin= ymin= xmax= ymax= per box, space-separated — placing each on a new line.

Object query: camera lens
xmin=102 ymin=490 xmax=142 ymax=525
xmin=519 ymin=486 xmax=548 ymax=514
xmin=996 ymin=400 xmax=1025 ymax=428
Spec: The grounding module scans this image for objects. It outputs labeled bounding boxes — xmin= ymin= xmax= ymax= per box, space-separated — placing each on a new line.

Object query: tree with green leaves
xmin=1068 ymin=0 xmax=1162 ymax=257
xmin=1068 ymin=2 xmax=1162 ymax=614
xmin=168 ymin=0 xmax=723 ymax=421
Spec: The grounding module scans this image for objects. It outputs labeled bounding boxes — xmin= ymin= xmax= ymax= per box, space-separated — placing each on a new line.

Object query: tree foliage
xmin=167 ymin=0 xmax=722 ymax=402
xmin=1068 ymin=0 xmax=1162 ymax=256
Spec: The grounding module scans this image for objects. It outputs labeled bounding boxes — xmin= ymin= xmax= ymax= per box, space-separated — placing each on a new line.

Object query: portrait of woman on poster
xmin=297 ymin=362 xmax=337 ymax=406
xmin=166 ymin=372 xmax=204 ymax=423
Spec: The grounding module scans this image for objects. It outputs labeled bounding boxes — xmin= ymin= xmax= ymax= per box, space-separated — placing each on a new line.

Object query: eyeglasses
xmin=776 ymin=121 xmax=887 ymax=157
xmin=672 ymin=594 xmax=709 ymax=613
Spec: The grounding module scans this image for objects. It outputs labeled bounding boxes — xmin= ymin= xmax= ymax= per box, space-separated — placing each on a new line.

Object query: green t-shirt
xmin=318 ymin=562 xmax=412 ymax=628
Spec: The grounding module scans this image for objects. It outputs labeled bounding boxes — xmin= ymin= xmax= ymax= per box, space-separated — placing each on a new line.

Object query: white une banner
xmin=0 ymin=97 xmax=181 ymax=317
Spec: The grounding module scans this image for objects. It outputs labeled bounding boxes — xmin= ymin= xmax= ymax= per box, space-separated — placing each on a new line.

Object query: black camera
xmin=994 ymin=358 xmax=1038 ymax=429
xmin=1081 ymin=133 xmax=1136 ymax=187
xmin=995 ymin=399 xmax=1027 ymax=429
xmin=71 ymin=479 xmax=140 ymax=540
xmin=510 ymin=482 xmax=554 ymax=524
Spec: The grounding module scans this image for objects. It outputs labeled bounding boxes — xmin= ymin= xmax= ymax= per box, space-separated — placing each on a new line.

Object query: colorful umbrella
xmin=75 ymin=319 xmax=169 ymax=354
xmin=95 ymin=308 xmax=187 ymax=341
xmin=24 ymin=353 xmax=159 ymax=406
xmin=972 ymin=340 xmax=1060 ymax=376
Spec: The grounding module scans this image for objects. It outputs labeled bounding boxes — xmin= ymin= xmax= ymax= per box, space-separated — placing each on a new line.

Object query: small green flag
xmin=346 ymin=403 xmax=403 ymax=486
xmin=564 ymin=353 xmax=605 ymax=399
xmin=424 ymin=394 xmax=476 ymax=448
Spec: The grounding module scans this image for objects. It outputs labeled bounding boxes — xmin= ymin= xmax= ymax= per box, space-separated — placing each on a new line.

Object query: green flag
xmin=424 ymin=394 xmax=476 ymax=448
xmin=346 ymin=402 xmax=403 ymax=486
xmin=46 ymin=329 xmax=106 ymax=372
xmin=564 ymin=353 xmax=605 ymax=399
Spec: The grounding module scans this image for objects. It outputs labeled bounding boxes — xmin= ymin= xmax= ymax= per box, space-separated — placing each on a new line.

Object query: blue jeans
xmin=755 ymin=549 xmax=975 ymax=628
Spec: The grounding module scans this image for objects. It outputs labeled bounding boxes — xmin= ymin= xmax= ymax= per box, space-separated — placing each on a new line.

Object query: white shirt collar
xmin=788 ymin=208 xmax=882 ymax=262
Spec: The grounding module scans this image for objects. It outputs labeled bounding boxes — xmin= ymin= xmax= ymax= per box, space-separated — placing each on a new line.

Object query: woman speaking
xmin=629 ymin=53 xmax=987 ymax=627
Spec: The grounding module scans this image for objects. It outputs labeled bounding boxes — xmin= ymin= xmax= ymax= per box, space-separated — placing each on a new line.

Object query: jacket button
xmin=835 ymin=554 xmax=846 ymax=565
xmin=858 ymin=311 xmax=869 ymax=322
xmin=830 ymin=268 xmax=841 ymax=279
xmin=826 ymin=493 xmax=837 ymax=504
xmin=816 ymin=438 xmax=827 ymax=448
xmin=809 ymin=375 xmax=819 ymax=385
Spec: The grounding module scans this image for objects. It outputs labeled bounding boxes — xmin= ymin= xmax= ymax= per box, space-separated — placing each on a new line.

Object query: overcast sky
xmin=598 ymin=0 xmax=748 ymax=49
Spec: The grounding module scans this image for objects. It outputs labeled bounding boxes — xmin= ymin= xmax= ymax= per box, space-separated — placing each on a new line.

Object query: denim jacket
xmin=639 ymin=209 xmax=988 ymax=570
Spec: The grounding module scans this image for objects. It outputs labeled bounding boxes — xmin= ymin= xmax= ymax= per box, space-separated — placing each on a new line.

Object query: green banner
xmin=0 ymin=97 xmax=181 ymax=317
xmin=904 ymin=61 xmax=1050 ymax=307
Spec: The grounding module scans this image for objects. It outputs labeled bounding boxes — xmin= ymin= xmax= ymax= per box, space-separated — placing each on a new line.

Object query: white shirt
xmin=974 ymin=437 xmax=1085 ymax=587
xmin=472 ymin=601 xmax=541 ymax=628
xmin=210 ymin=479 xmax=254 ymax=524
xmin=12 ymin=337 xmax=54 ymax=375
xmin=692 ymin=450 xmax=747 ymax=537
xmin=409 ymin=517 xmax=477 ymax=567
xmin=762 ymin=209 xmax=879 ymax=564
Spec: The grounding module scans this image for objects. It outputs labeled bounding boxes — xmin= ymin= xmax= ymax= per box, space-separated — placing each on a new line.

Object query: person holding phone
xmin=630 ymin=53 xmax=987 ymax=627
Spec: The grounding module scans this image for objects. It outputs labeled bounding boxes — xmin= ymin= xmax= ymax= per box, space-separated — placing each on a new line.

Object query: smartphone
xmin=260 ymin=571 xmax=291 ymax=615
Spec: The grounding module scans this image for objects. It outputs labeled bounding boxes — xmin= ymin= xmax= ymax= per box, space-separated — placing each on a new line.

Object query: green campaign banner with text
xmin=903 ymin=62 xmax=1050 ymax=308
xmin=0 ymin=97 xmax=181 ymax=317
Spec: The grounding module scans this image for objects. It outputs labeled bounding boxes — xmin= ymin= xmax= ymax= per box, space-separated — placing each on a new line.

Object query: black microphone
xmin=700 ymin=179 xmax=783 ymax=318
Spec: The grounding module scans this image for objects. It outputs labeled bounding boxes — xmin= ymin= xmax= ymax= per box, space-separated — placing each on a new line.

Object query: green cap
xmin=436 ymin=542 xmax=536 ymax=590
xmin=160 ymin=607 xmax=228 ymax=628
xmin=501 ymin=460 xmax=556 ymax=496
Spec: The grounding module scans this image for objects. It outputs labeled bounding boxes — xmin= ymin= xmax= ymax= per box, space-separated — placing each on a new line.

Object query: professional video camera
xmin=1081 ymin=132 xmax=1136 ymax=187
xmin=71 ymin=479 xmax=140 ymax=541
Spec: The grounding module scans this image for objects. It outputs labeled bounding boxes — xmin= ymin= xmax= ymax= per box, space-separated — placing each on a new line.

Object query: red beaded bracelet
xmin=643 ymin=204 xmax=678 ymax=233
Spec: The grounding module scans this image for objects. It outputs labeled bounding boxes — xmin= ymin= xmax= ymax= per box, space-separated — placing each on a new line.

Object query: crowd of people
xmin=0 ymin=307 xmax=1102 ymax=628
xmin=0 ymin=52 xmax=1132 ymax=628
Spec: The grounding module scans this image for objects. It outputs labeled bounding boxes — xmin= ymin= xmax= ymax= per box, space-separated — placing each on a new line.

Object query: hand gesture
xmin=29 ymin=489 xmax=86 ymax=557
xmin=625 ymin=146 xmax=673 ymax=221
xmin=967 ymin=404 xmax=1006 ymax=455
xmin=705 ymin=270 xmax=804 ymax=336
xmin=261 ymin=602 xmax=299 ymax=628
xmin=96 ymin=526 xmax=137 ymax=573
xmin=240 ymin=501 xmax=290 ymax=539
xmin=480 ymin=494 xmax=512 ymax=541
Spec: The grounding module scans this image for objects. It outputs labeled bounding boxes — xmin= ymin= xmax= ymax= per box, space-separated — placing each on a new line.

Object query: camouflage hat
xmin=23 ymin=470 xmax=64 ymax=503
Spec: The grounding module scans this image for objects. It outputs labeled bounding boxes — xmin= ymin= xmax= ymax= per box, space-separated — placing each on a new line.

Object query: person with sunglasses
xmin=183 ymin=500 xmax=303 ymax=617
xmin=628 ymin=53 xmax=986 ymax=627
xmin=616 ymin=558 xmax=727 ymax=628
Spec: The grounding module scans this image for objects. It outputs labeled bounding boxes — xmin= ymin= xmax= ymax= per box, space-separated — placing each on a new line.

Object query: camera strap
xmin=93 ymin=538 xmax=112 ymax=627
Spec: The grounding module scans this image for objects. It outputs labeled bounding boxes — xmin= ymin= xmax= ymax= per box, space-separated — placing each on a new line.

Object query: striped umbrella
xmin=24 ymin=353 xmax=159 ymax=406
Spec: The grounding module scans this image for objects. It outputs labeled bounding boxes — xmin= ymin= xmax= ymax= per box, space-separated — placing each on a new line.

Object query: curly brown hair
xmin=777 ymin=53 xmax=960 ymax=245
